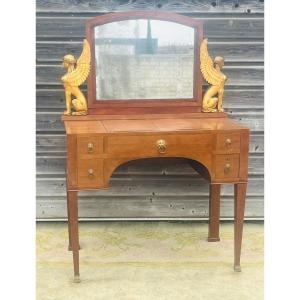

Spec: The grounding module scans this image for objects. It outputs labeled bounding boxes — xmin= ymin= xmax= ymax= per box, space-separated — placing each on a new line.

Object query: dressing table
xmin=61 ymin=11 xmax=249 ymax=282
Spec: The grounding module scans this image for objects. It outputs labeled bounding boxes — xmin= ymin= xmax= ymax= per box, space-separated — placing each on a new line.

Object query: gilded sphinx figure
xmin=61 ymin=39 xmax=91 ymax=116
xmin=200 ymin=39 xmax=227 ymax=113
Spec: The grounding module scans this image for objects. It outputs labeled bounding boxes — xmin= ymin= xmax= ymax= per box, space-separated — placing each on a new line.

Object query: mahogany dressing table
xmin=61 ymin=11 xmax=249 ymax=283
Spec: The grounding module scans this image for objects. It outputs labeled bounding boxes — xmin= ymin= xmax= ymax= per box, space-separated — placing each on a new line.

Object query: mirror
xmin=94 ymin=19 xmax=195 ymax=100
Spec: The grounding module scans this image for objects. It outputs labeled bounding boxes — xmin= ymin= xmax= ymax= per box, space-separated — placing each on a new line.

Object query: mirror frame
xmin=86 ymin=11 xmax=203 ymax=114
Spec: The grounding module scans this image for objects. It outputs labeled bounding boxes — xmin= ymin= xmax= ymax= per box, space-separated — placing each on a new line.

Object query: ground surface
xmin=36 ymin=222 xmax=263 ymax=300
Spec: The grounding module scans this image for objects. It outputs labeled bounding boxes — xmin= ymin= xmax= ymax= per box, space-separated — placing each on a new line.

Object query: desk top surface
xmin=63 ymin=116 xmax=247 ymax=135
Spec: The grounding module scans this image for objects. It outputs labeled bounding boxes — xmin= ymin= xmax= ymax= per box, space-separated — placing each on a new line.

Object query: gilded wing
xmin=62 ymin=39 xmax=91 ymax=87
xmin=200 ymin=39 xmax=224 ymax=86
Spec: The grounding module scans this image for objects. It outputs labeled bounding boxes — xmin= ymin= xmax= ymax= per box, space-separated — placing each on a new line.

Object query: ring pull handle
xmin=225 ymin=138 xmax=232 ymax=146
xmin=156 ymin=139 xmax=167 ymax=154
xmin=224 ymin=163 xmax=231 ymax=174
xmin=88 ymin=168 xmax=94 ymax=177
xmin=87 ymin=142 xmax=94 ymax=153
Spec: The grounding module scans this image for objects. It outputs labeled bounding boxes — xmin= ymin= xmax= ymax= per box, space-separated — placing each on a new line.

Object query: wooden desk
xmin=62 ymin=114 xmax=249 ymax=281
xmin=59 ymin=10 xmax=251 ymax=282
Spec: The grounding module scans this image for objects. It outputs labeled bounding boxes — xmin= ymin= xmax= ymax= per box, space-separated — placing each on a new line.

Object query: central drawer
xmin=105 ymin=133 xmax=213 ymax=157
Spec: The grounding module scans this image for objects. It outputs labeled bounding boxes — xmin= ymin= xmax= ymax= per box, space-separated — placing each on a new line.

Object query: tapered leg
xmin=67 ymin=192 xmax=81 ymax=251
xmin=67 ymin=193 xmax=72 ymax=251
xmin=207 ymin=184 xmax=221 ymax=242
xmin=68 ymin=190 xmax=80 ymax=282
xmin=234 ymin=183 xmax=247 ymax=272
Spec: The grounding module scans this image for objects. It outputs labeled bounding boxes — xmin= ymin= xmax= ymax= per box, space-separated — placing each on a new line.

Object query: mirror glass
xmin=94 ymin=19 xmax=194 ymax=100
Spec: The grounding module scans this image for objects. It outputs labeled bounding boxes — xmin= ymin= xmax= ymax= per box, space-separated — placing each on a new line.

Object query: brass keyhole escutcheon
xmin=224 ymin=163 xmax=231 ymax=174
xmin=87 ymin=142 xmax=94 ymax=153
xmin=156 ymin=139 xmax=167 ymax=154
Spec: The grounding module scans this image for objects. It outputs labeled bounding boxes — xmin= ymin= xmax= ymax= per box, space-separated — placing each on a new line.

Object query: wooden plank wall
xmin=36 ymin=0 xmax=264 ymax=220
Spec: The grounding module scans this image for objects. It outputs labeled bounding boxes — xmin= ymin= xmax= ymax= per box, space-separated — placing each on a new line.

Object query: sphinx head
xmin=214 ymin=56 xmax=225 ymax=69
xmin=63 ymin=54 xmax=76 ymax=69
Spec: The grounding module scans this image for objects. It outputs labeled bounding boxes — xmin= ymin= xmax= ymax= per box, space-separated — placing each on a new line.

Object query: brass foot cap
xmin=68 ymin=245 xmax=81 ymax=251
xmin=73 ymin=275 xmax=81 ymax=283
xmin=207 ymin=237 xmax=220 ymax=242
xmin=234 ymin=265 xmax=242 ymax=272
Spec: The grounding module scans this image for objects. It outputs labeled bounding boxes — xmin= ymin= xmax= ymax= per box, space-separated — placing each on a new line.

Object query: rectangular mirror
xmin=94 ymin=19 xmax=195 ymax=100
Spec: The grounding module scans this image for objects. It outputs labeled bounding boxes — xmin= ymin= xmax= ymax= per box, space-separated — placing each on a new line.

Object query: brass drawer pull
xmin=87 ymin=142 xmax=94 ymax=153
xmin=224 ymin=163 xmax=231 ymax=174
xmin=225 ymin=138 xmax=232 ymax=146
xmin=88 ymin=168 xmax=94 ymax=177
xmin=156 ymin=139 xmax=167 ymax=154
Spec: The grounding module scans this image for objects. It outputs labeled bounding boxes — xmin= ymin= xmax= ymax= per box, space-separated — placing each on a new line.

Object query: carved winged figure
xmin=61 ymin=39 xmax=91 ymax=115
xmin=200 ymin=38 xmax=227 ymax=112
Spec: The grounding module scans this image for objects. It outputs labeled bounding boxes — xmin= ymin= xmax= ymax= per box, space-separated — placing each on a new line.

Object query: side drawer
xmin=77 ymin=158 xmax=103 ymax=188
xmin=216 ymin=133 xmax=240 ymax=152
xmin=215 ymin=154 xmax=240 ymax=180
xmin=105 ymin=133 xmax=213 ymax=157
xmin=77 ymin=136 xmax=103 ymax=156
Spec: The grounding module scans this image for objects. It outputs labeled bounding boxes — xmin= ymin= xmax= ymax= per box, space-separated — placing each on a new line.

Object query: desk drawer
xmin=77 ymin=136 xmax=103 ymax=156
xmin=77 ymin=158 xmax=103 ymax=188
xmin=105 ymin=134 xmax=213 ymax=157
xmin=215 ymin=154 xmax=239 ymax=179
xmin=216 ymin=133 xmax=240 ymax=152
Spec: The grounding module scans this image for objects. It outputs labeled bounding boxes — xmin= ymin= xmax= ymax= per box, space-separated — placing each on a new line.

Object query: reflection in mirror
xmin=94 ymin=19 xmax=194 ymax=100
